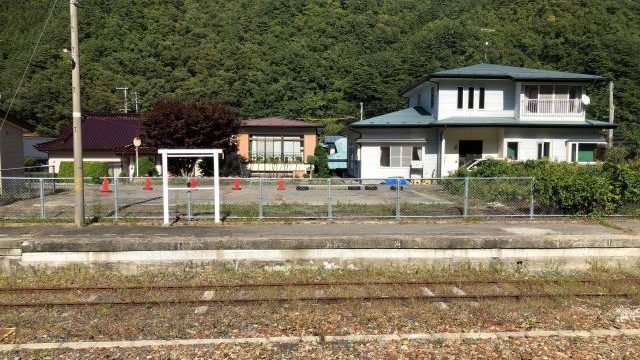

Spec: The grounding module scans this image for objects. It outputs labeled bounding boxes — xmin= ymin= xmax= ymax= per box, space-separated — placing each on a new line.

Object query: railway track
xmin=0 ymin=278 xmax=637 ymax=308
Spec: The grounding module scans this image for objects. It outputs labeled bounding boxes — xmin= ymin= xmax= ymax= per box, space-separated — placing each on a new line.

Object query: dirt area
xmin=1 ymin=264 xmax=639 ymax=355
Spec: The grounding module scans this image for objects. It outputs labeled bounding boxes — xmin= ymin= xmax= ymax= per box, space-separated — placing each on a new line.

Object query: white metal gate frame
xmin=158 ymin=149 xmax=223 ymax=225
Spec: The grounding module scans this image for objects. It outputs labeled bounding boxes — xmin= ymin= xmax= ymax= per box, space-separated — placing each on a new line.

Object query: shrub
xmin=454 ymin=159 xmax=640 ymax=215
xmin=308 ymin=145 xmax=329 ymax=178
xmin=136 ymin=157 xmax=158 ymax=176
xmin=58 ymin=161 xmax=109 ymax=183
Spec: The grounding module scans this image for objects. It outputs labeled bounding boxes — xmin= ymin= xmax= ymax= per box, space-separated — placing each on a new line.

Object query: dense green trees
xmin=1 ymin=0 xmax=639 ymax=152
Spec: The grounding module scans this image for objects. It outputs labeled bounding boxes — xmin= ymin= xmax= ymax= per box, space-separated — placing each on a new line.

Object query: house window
xmin=380 ymin=146 xmax=390 ymax=167
xmin=457 ymin=87 xmax=463 ymax=109
xmin=506 ymin=142 xmax=518 ymax=160
xmin=380 ymin=146 xmax=414 ymax=167
xmin=468 ymin=87 xmax=474 ymax=109
xmin=412 ymin=146 xmax=422 ymax=161
xmin=537 ymin=142 xmax=551 ymax=159
xmin=570 ymin=143 xmax=605 ymax=163
xmin=416 ymin=93 xmax=421 ymax=106
xmin=430 ymin=87 xmax=435 ymax=108
xmin=479 ymin=87 xmax=485 ymax=109
xmin=249 ymin=136 xmax=303 ymax=162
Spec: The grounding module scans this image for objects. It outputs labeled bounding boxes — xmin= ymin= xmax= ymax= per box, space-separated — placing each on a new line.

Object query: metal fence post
xmin=327 ymin=178 xmax=332 ymax=219
xmin=395 ymin=178 xmax=400 ymax=219
xmin=529 ymin=178 xmax=535 ymax=219
xmin=463 ymin=177 xmax=470 ymax=217
xmin=187 ymin=190 xmax=193 ymax=221
xmin=258 ymin=178 xmax=264 ymax=220
xmin=113 ymin=177 xmax=119 ymax=221
xmin=39 ymin=178 xmax=45 ymax=219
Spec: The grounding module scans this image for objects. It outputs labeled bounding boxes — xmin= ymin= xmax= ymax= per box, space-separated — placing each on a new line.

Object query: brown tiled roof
xmin=36 ymin=113 xmax=149 ymax=152
xmin=0 ymin=110 xmax=34 ymax=132
xmin=241 ymin=117 xmax=322 ymax=128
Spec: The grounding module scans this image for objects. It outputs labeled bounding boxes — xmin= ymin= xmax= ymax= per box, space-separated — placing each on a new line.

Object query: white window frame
xmin=537 ymin=140 xmax=552 ymax=160
xmin=567 ymin=142 xmax=606 ymax=164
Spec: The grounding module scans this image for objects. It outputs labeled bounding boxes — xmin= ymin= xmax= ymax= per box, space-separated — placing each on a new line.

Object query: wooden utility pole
xmin=70 ymin=0 xmax=84 ymax=227
xmin=608 ymin=81 xmax=615 ymax=148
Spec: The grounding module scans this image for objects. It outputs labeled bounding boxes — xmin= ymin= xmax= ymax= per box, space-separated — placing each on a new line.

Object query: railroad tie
xmin=194 ymin=290 xmax=215 ymax=315
xmin=421 ymin=287 xmax=448 ymax=310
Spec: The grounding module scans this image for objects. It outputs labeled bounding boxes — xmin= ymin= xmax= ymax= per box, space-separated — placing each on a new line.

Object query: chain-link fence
xmin=0 ymin=176 xmax=637 ymax=221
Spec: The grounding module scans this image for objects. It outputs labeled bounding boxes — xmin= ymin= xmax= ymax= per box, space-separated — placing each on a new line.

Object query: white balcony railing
xmin=519 ymin=99 xmax=584 ymax=119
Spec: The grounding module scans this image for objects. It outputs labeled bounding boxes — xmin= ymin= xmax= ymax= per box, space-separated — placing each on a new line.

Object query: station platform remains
xmin=1 ymin=220 xmax=640 ymax=271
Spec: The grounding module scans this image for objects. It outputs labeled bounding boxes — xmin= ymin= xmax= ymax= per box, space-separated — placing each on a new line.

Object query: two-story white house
xmin=348 ymin=63 xmax=615 ymax=179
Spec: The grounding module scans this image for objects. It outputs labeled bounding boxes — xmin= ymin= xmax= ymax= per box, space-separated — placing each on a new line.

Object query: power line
xmin=0 ymin=0 xmax=59 ymax=132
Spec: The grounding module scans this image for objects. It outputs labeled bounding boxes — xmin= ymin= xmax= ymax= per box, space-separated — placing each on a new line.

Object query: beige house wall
xmin=303 ymin=130 xmax=318 ymax=161
xmin=0 ymin=122 xmax=26 ymax=175
xmin=237 ymin=133 xmax=250 ymax=159
xmin=47 ymin=151 xmax=122 ymax=175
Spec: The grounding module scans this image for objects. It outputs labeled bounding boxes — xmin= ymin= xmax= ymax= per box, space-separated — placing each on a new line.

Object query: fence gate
xmin=159 ymin=149 xmax=223 ymax=225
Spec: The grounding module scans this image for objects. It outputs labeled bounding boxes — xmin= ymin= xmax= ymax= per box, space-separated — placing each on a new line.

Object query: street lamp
xmin=133 ymin=137 xmax=141 ymax=177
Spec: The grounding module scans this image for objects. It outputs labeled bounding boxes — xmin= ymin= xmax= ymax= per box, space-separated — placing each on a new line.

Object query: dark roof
xmin=350 ymin=107 xmax=615 ymax=129
xmin=0 ymin=110 xmax=34 ymax=132
xmin=351 ymin=107 xmax=435 ymax=127
xmin=36 ymin=113 xmax=144 ymax=152
xmin=403 ymin=63 xmax=604 ymax=95
xmin=241 ymin=117 xmax=322 ymax=128
xmin=431 ymin=63 xmax=604 ymax=82
xmin=323 ymin=135 xmax=346 ymax=144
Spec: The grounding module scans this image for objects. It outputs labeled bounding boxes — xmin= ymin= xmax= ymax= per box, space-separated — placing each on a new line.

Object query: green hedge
xmin=58 ymin=161 xmax=109 ymax=183
xmin=453 ymin=159 xmax=640 ymax=216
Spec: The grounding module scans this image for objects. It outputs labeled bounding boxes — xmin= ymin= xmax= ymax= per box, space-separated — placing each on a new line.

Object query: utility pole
xmin=360 ymin=102 xmax=364 ymax=121
xmin=70 ymin=0 xmax=84 ymax=227
xmin=133 ymin=91 xmax=141 ymax=113
xmin=608 ymin=81 xmax=615 ymax=148
xmin=116 ymin=86 xmax=128 ymax=113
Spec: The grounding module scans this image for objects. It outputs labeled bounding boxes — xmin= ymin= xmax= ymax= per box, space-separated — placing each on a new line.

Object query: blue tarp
xmin=382 ymin=178 xmax=408 ymax=185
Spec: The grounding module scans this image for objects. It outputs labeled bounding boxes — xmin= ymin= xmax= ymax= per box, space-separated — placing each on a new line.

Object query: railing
xmin=520 ymin=99 xmax=584 ymax=119
xmin=1 ymin=176 xmax=639 ymax=221
xmin=248 ymin=152 xmax=305 ymax=164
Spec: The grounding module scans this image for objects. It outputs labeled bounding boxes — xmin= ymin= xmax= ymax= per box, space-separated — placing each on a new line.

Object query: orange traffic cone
xmin=189 ymin=176 xmax=197 ymax=189
xmin=233 ymin=176 xmax=241 ymax=191
xmin=277 ymin=177 xmax=285 ymax=191
xmin=101 ymin=177 xmax=109 ymax=193
xmin=143 ymin=176 xmax=153 ymax=191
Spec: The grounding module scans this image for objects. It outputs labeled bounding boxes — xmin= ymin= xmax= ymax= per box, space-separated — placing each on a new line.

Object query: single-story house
xmin=323 ymin=135 xmax=347 ymax=172
xmin=0 ymin=110 xmax=34 ymax=177
xmin=36 ymin=113 xmax=158 ymax=177
xmin=23 ymin=134 xmax=55 ymax=165
xmin=237 ymin=117 xmax=323 ymax=177
xmin=348 ymin=63 xmax=616 ymax=179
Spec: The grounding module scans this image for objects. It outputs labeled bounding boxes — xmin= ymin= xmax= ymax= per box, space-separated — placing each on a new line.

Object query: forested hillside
xmin=1 ymin=0 xmax=639 ymax=151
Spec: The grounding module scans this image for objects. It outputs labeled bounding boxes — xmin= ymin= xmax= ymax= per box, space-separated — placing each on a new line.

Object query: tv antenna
xmin=479 ymin=28 xmax=496 ymax=62
xmin=132 ymin=91 xmax=142 ymax=113
xmin=116 ymin=86 xmax=129 ymax=113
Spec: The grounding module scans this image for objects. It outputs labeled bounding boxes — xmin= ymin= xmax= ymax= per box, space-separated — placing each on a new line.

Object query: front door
xmin=458 ymin=140 xmax=483 ymax=167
